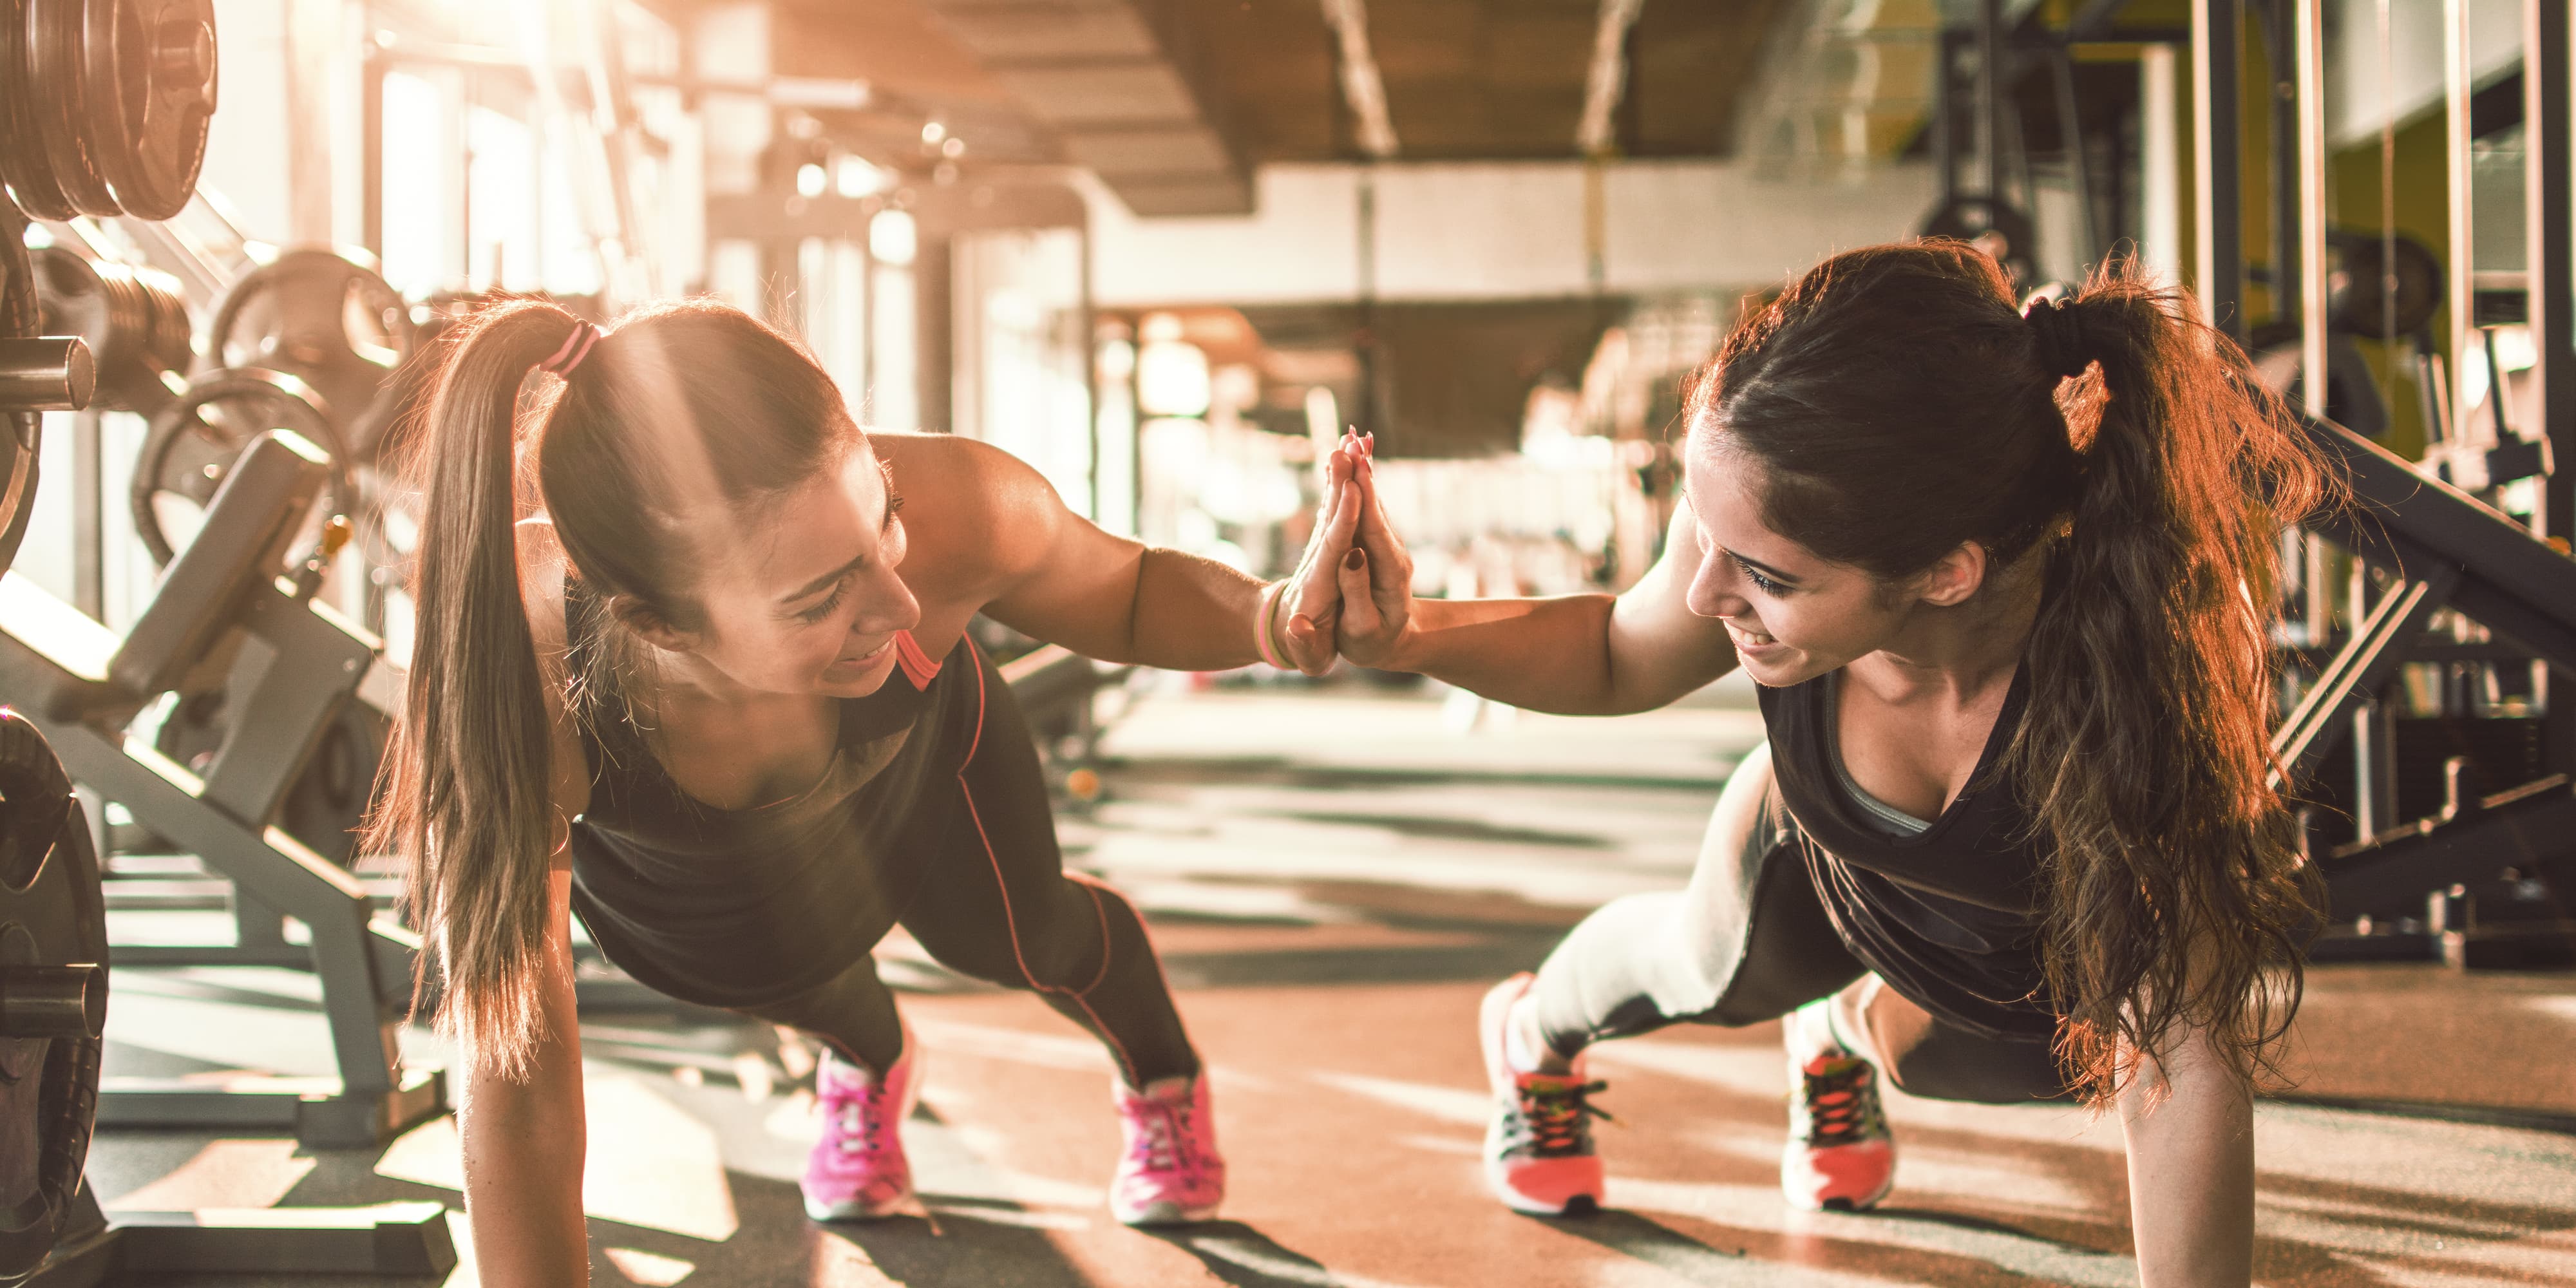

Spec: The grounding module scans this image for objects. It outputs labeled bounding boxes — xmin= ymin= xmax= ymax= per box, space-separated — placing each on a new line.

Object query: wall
xmin=200 ymin=0 xmax=294 ymax=242
xmin=1084 ymin=160 xmax=1942 ymax=307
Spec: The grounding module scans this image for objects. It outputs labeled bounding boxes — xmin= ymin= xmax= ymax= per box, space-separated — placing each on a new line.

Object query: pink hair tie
xmin=540 ymin=321 xmax=601 ymax=377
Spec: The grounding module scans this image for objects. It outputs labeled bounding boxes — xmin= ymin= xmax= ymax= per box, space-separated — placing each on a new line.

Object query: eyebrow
xmin=779 ymin=491 xmax=904 ymax=604
xmin=1726 ymin=549 xmax=1801 ymax=585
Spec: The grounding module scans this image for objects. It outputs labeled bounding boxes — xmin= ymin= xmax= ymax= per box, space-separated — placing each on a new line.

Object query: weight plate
xmin=0 ymin=202 xmax=39 ymax=580
xmin=132 ymin=365 xmax=346 ymax=564
xmin=2329 ymin=231 xmax=2445 ymax=341
xmin=85 ymin=0 xmax=213 ymax=220
xmin=34 ymin=247 xmax=190 ymax=414
xmin=205 ymin=249 xmax=415 ymax=464
xmin=28 ymin=0 xmax=122 ymax=217
xmin=155 ymin=687 xmax=386 ymax=865
xmin=0 ymin=0 xmax=73 ymax=221
xmin=0 ymin=713 xmax=107 ymax=1284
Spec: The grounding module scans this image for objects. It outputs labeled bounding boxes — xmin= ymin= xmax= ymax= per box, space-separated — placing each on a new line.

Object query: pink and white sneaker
xmin=1110 ymin=1072 xmax=1225 ymax=1226
xmin=1781 ymin=1047 xmax=1896 ymax=1211
xmin=1480 ymin=973 xmax=1608 ymax=1216
xmin=802 ymin=1036 xmax=923 ymax=1222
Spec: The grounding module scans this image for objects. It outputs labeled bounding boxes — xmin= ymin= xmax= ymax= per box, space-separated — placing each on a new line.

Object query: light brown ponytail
xmin=369 ymin=301 xmax=588 ymax=1079
xmin=367 ymin=298 xmax=863 ymax=1077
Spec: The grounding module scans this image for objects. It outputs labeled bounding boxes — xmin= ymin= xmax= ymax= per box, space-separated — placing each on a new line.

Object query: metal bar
xmin=2446 ymin=0 xmax=2476 ymax=436
xmin=70 ymin=410 xmax=100 ymax=618
xmin=2050 ymin=43 xmax=2101 ymax=267
xmin=2296 ymin=0 xmax=2329 ymax=418
xmin=2274 ymin=565 xmax=2460 ymax=783
xmin=1937 ymin=30 xmax=1962 ymax=204
xmin=1978 ymin=0 xmax=2005 ymax=198
xmin=2525 ymin=0 xmax=2576 ymax=779
xmin=2194 ymin=0 xmax=2246 ymax=339
xmin=2266 ymin=0 xmax=2303 ymax=341
xmin=2325 ymin=776 xmax=2576 ymax=913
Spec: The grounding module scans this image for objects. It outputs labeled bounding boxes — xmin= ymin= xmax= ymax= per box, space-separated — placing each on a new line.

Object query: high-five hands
xmin=1322 ymin=432 xmax=1416 ymax=669
xmin=1268 ymin=439 xmax=1369 ymax=674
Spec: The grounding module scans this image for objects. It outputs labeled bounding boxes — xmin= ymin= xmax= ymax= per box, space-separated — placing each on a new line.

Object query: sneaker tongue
xmin=1131 ymin=1074 xmax=1195 ymax=1102
xmin=1517 ymin=1072 xmax=1587 ymax=1092
xmin=1802 ymin=1053 xmax=1865 ymax=1078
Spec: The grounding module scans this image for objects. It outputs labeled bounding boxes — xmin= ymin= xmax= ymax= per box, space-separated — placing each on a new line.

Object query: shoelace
xmin=1799 ymin=1057 xmax=1881 ymax=1148
xmin=827 ymin=1082 xmax=893 ymax=1155
xmin=1515 ymin=1079 xmax=1612 ymax=1157
xmin=1127 ymin=1098 xmax=1193 ymax=1173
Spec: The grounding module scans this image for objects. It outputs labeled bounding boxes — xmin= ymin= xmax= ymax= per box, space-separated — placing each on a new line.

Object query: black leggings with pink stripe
xmin=734 ymin=653 xmax=1195 ymax=1088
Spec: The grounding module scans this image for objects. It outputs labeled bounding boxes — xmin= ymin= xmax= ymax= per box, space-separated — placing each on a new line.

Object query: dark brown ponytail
xmin=1693 ymin=243 xmax=2331 ymax=1104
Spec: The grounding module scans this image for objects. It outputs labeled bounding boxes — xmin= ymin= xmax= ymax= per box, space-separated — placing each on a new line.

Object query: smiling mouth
xmin=836 ymin=638 xmax=893 ymax=667
xmin=1728 ymin=624 xmax=1779 ymax=648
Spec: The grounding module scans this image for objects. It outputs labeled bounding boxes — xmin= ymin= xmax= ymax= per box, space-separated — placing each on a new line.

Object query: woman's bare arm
xmin=1334 ymin=460 xmax=1741 ymax=715
xmin=2118 ymin=1021 xmax=2257 ymax=1287
xmin=451 ymin=518 xmax=597 ymax=1285
xmin=457 ymin=870 xmax=590 ymax=1286
xmin=904 ymin=434 xmax=1362 ymax=673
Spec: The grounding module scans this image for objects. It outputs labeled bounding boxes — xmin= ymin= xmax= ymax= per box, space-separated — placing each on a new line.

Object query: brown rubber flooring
xmin=76 ymin=679 xmax=2576 ymax=1285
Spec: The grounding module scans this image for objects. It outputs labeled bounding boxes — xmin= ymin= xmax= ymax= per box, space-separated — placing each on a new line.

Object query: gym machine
xmin=0 ymin=1 xmax=452 ymax=1276
xmin=2201 ymin=0 xmax=2576 ymax=967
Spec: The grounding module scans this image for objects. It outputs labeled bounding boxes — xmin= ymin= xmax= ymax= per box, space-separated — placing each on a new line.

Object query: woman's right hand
xmin=1328 ymin=433 xmax=1417 ymax=669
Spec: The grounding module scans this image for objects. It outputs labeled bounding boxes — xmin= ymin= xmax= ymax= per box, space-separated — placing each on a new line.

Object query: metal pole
xmin=2050 ymin=44 xmax=2101 ymax=268
xmin=2297 ymin=0 xmax=2329 ymax=419
xmin=2446 ymin=0 xmax=2475 ymax=437
xmin=1978 ymin=0 xmax=2005 ymax=198
xmin=2524 ymin=0 xmax=2576 ymax=775
xmin=2194 ymin=0 xmax=2246 ymax=340
xmin=2269 ymin=0 xmax=2304 ymax=339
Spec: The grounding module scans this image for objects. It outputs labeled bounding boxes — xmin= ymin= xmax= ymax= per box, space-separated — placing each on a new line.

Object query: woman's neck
xmin=1857 ymin=555 xmax=2045 ymax=705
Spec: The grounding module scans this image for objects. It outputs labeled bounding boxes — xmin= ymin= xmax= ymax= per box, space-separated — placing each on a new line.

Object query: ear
xmin=1911 ymin=541 xmax=1988 ymax=607
xmin=609 ymin=594 xmax=699 ymax=655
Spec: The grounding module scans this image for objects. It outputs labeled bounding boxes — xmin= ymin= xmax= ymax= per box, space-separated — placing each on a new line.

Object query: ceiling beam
xmin=1320 ymin=0 xmax=1398 ymax=158
xmin=1577 ymin=0 xmax=1647 ymax=156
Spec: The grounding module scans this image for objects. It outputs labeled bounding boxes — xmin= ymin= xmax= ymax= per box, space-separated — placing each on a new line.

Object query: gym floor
xmin=84 ymin=677 xmax=2576 ymax=1286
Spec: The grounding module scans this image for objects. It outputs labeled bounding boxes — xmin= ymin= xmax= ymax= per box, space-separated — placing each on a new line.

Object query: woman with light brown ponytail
xmin=1313 ymin=243 xmax=2327 ymax=1285
xmin=369 ymin=299 xmax=1361 ymax=1283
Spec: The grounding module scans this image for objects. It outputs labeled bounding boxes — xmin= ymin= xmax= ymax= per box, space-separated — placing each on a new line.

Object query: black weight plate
xmin=0 ymin=0 xmax=74 ymax=222
xmin=133 ymin=366 xmax=345 ymax=564
xmin=0 ymin=202 xmax=38 ymax=580
xmin=86 ymin=0 xmax=213 ymax=220
xmin=2330 ymin=231 xmax=2445 ymax=340
xmin=0 ymin=713 xmax=107 ymax=1284
xmin=205 ymin=251 xmax=415 ymax=458
xmin=28 ymin=0 xmax=121 ymax=217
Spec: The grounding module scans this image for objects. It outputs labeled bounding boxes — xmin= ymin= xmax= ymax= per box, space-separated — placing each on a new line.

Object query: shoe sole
xmin=1112 ymin=1200 xmax=1223 ymax=1227
xmin=802 ymin=1041 xmax=927 ymax=1224
xmin=1778 ymin=1156 xmax=1895 ymax=1213
xmin=1479 ymin=974 xmax=1604 ymax=1217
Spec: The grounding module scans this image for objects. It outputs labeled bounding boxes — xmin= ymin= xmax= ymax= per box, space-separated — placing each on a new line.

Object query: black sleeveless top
xmin=560 ymin=580 xmax=980 ymax=1009
xmin=1757 ymin=667 xmax=2060 ymax=1041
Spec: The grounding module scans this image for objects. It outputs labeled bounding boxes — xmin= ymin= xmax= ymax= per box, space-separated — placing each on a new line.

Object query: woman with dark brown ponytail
xmin=369 ymin=299 xmax=1361 ymax=1283
xmin=1315 ymin=243 xmax=2325 ymax=1285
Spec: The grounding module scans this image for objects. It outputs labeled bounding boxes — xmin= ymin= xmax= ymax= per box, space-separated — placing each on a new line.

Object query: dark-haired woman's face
xmin=1678 ymin=431 xmax=1918 ymax=686
xmin=676 ymin=442 xmax=922 ymax=697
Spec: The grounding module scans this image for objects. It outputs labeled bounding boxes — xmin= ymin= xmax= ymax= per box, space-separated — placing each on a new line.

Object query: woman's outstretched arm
xmin=1329 ymin=449 xmax=1740 ymax=715
xmin=934 ymin=435 xmax=1364 ymax=674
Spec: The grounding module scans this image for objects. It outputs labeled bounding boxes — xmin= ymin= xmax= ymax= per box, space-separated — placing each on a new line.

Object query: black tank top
xmin=1757 ymin=666 xmax=2060 ymax=1041
xmin=560 ymin=580 xmax=978 ymax=1008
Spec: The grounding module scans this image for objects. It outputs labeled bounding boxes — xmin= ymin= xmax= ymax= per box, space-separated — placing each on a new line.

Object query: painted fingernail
xmin=1344 ymin=549 xmax=1365 ymax=570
